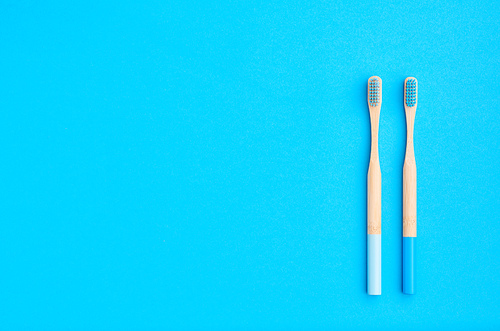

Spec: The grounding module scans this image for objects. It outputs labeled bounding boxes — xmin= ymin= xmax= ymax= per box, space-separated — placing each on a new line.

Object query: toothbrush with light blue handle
xmin=367 ymin=76 xmax=382 ymax=295
xmin=403 ymin=77 xmax=418 ymax=294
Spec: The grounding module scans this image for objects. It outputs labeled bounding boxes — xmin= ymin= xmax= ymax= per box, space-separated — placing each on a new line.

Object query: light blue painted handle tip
xmin=367 ymin=234 xmax=381 ymax=295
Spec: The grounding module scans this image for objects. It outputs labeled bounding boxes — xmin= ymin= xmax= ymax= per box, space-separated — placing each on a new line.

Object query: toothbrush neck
xmin=405 ymin=111 xmax=416 ymax=160
xmin=371 ymin=134 xmax=379 ymax=159
xmin=370 ymin=111 xmax=380 ymax=160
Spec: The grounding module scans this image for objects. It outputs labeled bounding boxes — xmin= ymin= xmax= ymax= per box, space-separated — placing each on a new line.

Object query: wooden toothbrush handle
xmin=367 ymin=162 xmax=381 ymax=235
xmin=403 ymin=159 xmax=417 ymax=237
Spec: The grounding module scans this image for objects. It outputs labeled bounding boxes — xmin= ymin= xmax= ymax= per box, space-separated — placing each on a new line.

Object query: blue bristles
xmin=369 ymin=78 xmax=380 ymax=107
xmin=405 ymin=79 xmax=417 ymax=107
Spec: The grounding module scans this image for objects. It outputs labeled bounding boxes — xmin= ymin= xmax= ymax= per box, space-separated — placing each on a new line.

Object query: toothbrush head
xmin=404 ymin=77 xmax=418 ymax=109
xmin=368 ymin=76 xmax=382 ymax=108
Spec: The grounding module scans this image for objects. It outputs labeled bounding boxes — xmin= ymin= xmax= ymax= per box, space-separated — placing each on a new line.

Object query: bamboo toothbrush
xmin=367 ymin=76 xmax=382 ymax=295
xmin=403 ymin=77 xmax=418 ymax=294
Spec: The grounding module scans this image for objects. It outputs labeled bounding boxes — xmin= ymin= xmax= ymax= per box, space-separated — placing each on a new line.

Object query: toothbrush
xmin=367 ymin=76 xmax=382 ymax=295
xmin=403 ymin=77 xmax=418 ymax=294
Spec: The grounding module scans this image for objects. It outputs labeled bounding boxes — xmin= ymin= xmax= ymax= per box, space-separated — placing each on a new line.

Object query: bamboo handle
xmin=403 ymin=157 xmax=417 ymax=237
xmin=367 ymin=162 xmax=381 ymax=235
xmin=403 ymin=104 xmax=417 ymax=238
xmin=367 ymin=103 xmax=381 ymax=236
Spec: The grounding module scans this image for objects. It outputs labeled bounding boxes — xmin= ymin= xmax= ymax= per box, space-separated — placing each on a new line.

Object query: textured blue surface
xmin=1 ymin=0 xmax=499 ymax=330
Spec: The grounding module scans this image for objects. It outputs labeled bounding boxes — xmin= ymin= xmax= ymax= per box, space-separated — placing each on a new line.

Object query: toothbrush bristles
xmin=369 ymin=78 xmax=380 ymax=107
xmin=405 ymin=79 xmax=417 ymax=107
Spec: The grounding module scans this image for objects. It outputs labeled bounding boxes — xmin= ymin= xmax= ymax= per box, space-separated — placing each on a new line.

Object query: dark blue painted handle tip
xmin=403 ymin=237 xmax=416 ymax=294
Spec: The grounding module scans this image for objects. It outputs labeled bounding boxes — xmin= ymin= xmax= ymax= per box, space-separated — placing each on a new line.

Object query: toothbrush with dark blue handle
xmin=403 ymin=77 xmax=418 ymax=295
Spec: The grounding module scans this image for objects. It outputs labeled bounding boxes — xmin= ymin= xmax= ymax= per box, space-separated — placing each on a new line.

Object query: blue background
xmin=1 ymin=0 xmax=499 ymax=330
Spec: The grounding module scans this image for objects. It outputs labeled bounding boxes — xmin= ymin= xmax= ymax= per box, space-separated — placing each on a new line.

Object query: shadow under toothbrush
xmin=397 ymin=77 xmax=407 ymax=294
